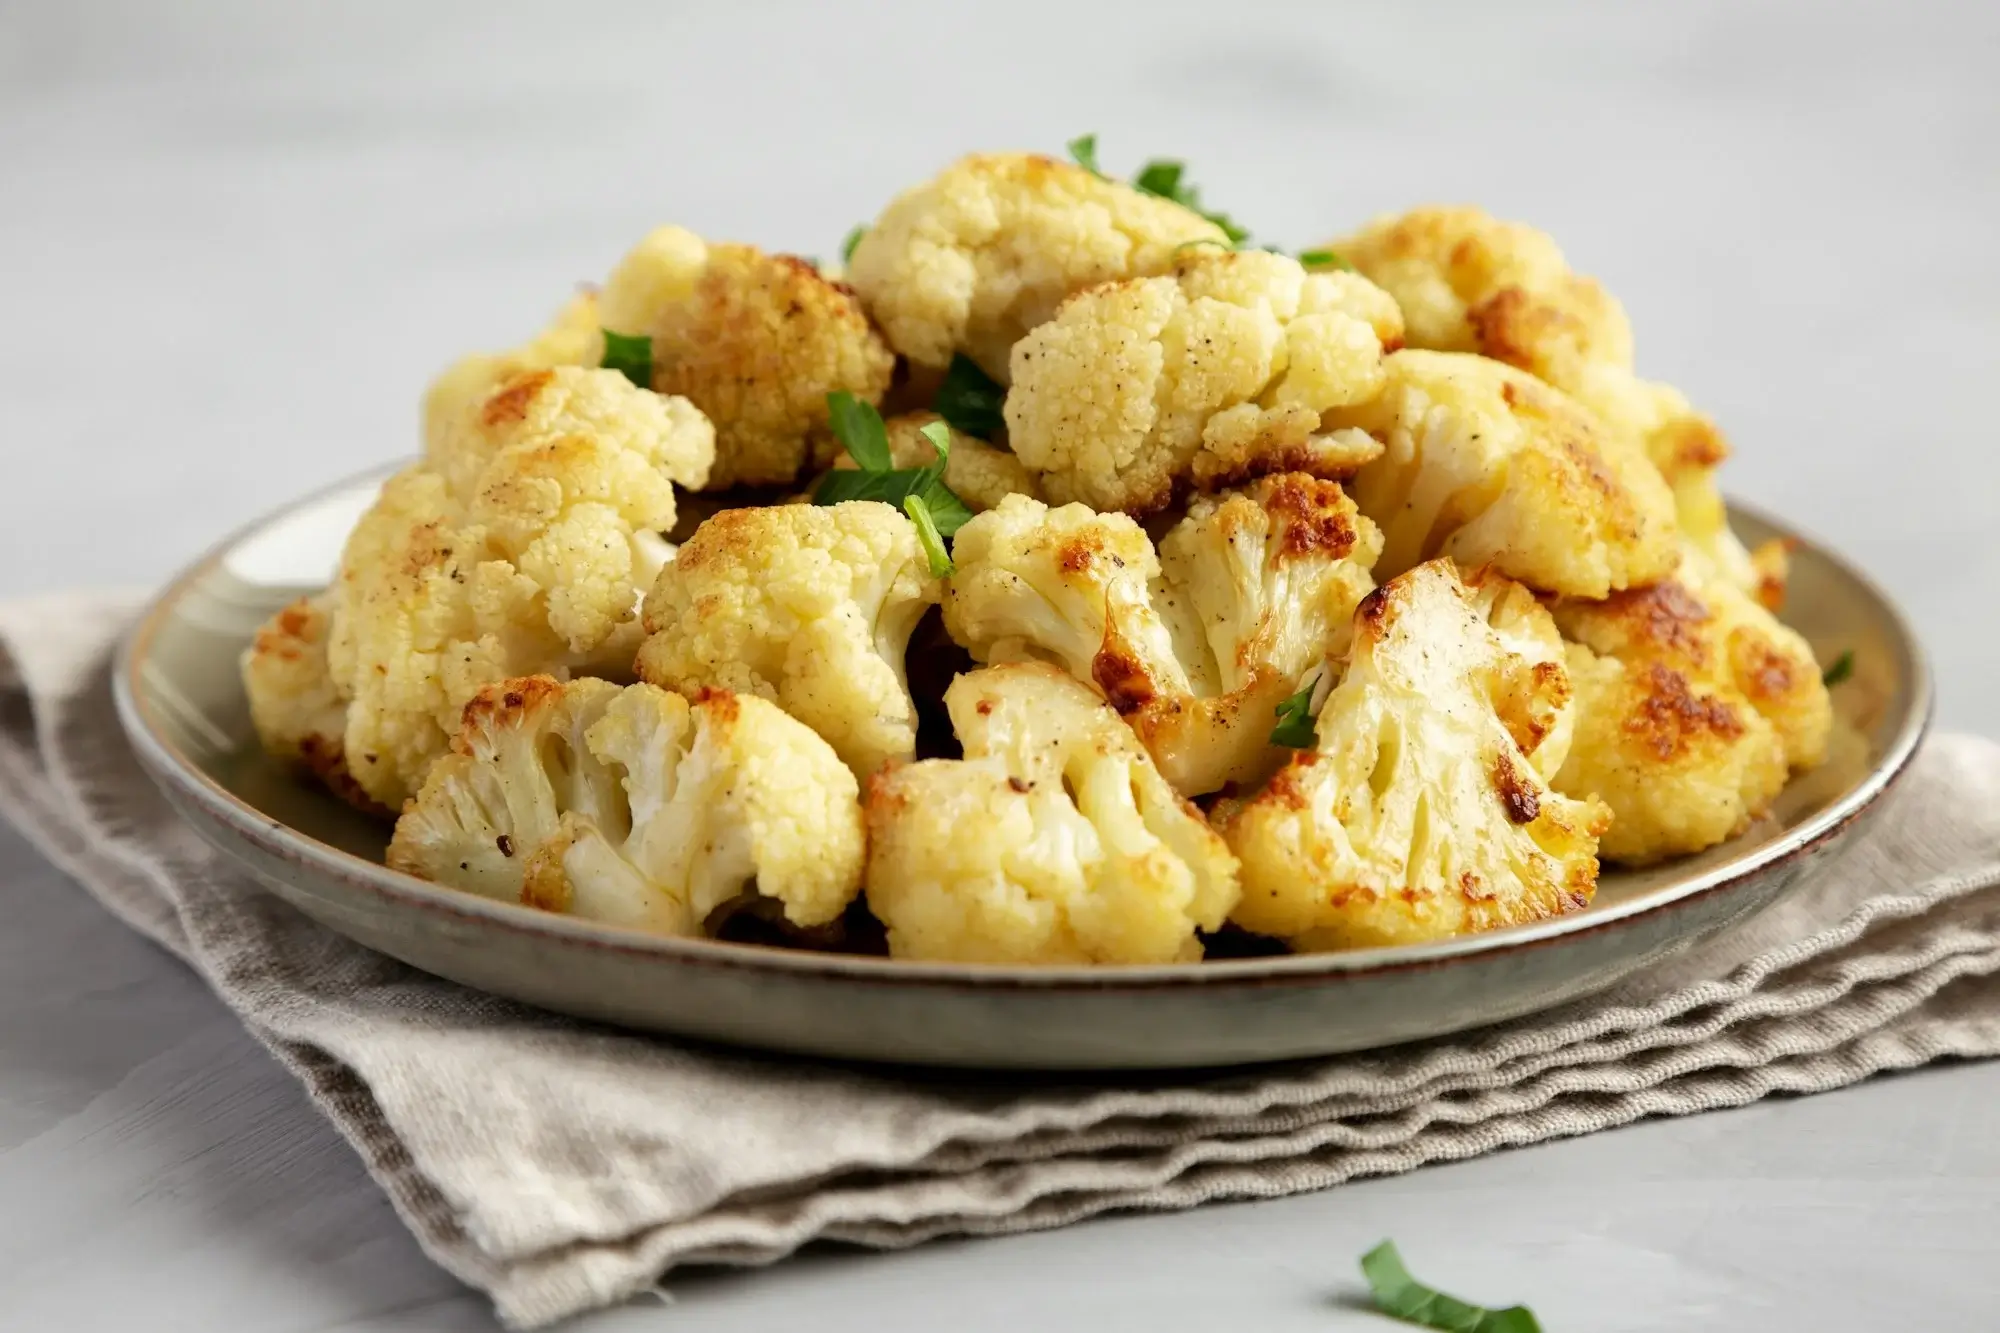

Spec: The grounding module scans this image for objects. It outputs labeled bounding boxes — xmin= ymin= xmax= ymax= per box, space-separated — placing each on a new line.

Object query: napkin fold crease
xmin=2 ymin=592 xmax=1996 ymax=1329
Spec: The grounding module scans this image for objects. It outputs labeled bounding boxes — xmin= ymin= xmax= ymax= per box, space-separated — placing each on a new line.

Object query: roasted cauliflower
xmin=387 ymin=676 xmax=864 ymax=935
xmin=1004 ymin=248 xmax=1404 ymax=514
xmin=846 ymin=151 xmax=1228 ymax=381
xmin=324 ymin=366 xmax=716 ymax=807
xmin=241 ymin=593 xmax=385 ymax=815
xmin=592 ymin=225 xmax=896 ymax=488
xmin=864 ymin=663 xmax=1240 ymax=964
xmin=421 ymin=289 xmax=601 ymax=464
xmin=828 ymin=410 xmax=1041 ymax=512
xmin=636 ymin=500 xmax=941 ymax=778
xmin=1219 ymin=560 xmax=1609 ymax=950
xmin=1550 ymin=544 xmax=1831 ymax=864
xmin=1332 ymin=206 xmax=1781 ymax=602
xmin=944 ymin=476 xmax=1381 ymax=795
xmin=1327 ymin=349 xmax=1677 ymax=598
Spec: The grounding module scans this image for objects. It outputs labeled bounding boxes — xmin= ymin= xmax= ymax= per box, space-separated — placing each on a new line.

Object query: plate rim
xmin=114 ymin=463 xmax=1935 ymax=992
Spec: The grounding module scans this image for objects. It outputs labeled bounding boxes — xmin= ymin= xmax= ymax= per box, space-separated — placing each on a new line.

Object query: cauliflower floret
xmin=1004 ymin=249 xmax=1403 ymax=514
xmin=846 ymin=151 xmax=1228 ymax=381
xmin=1327 ymin=349 xmax=1677 ymax=598
xmin=828 ymin=410 xmax=1042 ymax=512
xmin=863 ymin=663 xmax=1240 ymax=964
xmin=387 ymin=676 xmax=863 ymax=934
xmin=326 ymin=367 xmax=715 ymax=807
xmin=1219 ymin=559 xmax=1609 ymax=950
xmin=1462 ymin=567 xmax=1576 ymax=778
xmin=240 ymin=592 xmax=387 ymax=816
xmin=590 ymin=226 xmax=895 ymax=489
xmin=1333 ymin=207 xmax=1783 ymax=603
xmin=636 ymin=501 xmax=941 ymax=778
xmin=421 ymin=290 xmax=601 ymax=463
xmin=1550 ymin=543 xmax=1831 ymax=864
xmin=944 ymin=477 xmax=1381 ymax=795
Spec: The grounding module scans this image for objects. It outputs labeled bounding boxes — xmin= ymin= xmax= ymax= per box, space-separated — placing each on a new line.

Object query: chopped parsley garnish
xmin=1821 ymin=649 xmax=1855 ymax=687
xmin=932 ymin=353 xmax=1007 ymax=439
xmin=1361 ymin=1241 xmax=1542 ymax=1333
xmin=1066 ymin=133 xmax=1104 ymax=177
xmin=1131 ymin=155 xmax=1249 ymax=245
xmin=841 ymin=225 xmax=866 ymax=264
xmin=904 ymin=494 xmax=952 ymax=577
xmin=825 ymin=389 xmax=892 ymax=471
xmin=814 ymin=397 xmax=971 ymax=569
xmin=599 ymin=330 xmax=653 ymax=390
xmin=1065 ymin=133 xmax=1250 ymax=244
xmin=1297 ymin=248 xmax=1355 ymax=271
xmin=1269 ymin=680 xmax=1319 ymax=748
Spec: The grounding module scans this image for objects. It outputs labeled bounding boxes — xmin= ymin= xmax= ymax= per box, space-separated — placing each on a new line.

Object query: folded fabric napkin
xmin=3 ymin=591 xmax=1998 ymax=1329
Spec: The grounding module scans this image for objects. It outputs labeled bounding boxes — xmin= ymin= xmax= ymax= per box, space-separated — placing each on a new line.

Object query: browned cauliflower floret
xmin=1332 ymin=206 xmax=1783 ymax=603
xmin=863 ymin=663 xmax=1240 ymax=964
xmin=636 ymin=501 xmax=942 ymax=779
xmin=421 ymin=290 xmax=601 ymax=464
xmin=828 ymin=410 xmax=1042 ymax=513
xmin=944 ymin=476 xmax=1381 ymax=795
xmin=1327 ymin=349 xmax=1677 ymax=598
xmin=592 ymin=226 xmax=895 ymax=488
xmin=240 ymin=592 xmax=387 ymax=816
xmin=324 ymin=367 xmax=716 ymax=807
xmin=387 ymin=676 xmax=863 ymax=935
xmin=1219 ymin=560 xmax=1608 ymax=951
xmin=1003 ymin=249 xmax=1403 ymax=515
xmin=846 ymin=152 xmax=1228 ymax=381
xmin=1550 ymin=544 xmax=1832 ymax=864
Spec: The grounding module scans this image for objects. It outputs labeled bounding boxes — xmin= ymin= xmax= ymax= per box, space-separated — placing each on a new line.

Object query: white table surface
xmin=3 ymin=2 xmax=1997 ymax=1329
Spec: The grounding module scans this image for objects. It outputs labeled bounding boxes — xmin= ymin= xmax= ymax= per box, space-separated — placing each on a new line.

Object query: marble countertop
xmin=2 ymin=1 xmax=1996 ymax=1328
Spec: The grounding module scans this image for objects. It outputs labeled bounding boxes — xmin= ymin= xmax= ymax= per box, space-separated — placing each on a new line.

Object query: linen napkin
xmin=3 ymin=591 xmax=1998 ymax=1330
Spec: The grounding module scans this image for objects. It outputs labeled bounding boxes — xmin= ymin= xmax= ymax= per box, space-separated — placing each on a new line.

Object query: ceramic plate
xmin=115 ymin=468 xmax=1929 ymax=1069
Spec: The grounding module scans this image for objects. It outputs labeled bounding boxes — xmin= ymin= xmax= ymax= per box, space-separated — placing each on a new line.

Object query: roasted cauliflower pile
xmin=243 ymin=140 xmax=1840 ymax=963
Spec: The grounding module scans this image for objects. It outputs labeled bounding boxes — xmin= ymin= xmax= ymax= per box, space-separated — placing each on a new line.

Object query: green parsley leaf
xmin=599 ymin=330 xmax=653 ymax=390
xmin=812 ymin=404 xmax=973 ymax=542
xmin=1130 ymin=155 xmax=1249 ymax=245
xmin=904 ymin=494 xmax=953 ymax=577
xmin=932 ymin=353 xmax=1007 ymax=439
xmin=1269 ymin=681 xmax=1319 ymax=748
xmin=825 ymin=390 xmax=893 ymax=472
xmin=1132 ymin=159 xmax=1184 ymax=199
xmin=1067 ymin=132 xmax=1103 ymax=177
xmin=917 ymin=419 xmax=952 ymax=461
xmin=1821 ymin=649 xmax=1856 ymax=687
xmin=1361 ymin=1241 xmax=1542 ymax=1333
xmin=918 ymin=476 xmax=974 ymax=538
xmin=1297 ymin=248 xmax=1355 ymax=271
xmin=841 ymin=225 xmax=866 ymax=264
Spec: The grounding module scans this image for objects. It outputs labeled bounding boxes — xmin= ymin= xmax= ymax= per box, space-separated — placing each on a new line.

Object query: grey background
xmin=1 ymin=1 xmax=1996 ymax=1329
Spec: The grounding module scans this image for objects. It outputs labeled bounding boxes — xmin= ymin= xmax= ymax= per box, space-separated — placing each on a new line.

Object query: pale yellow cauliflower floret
xmin=829 ymin=410 xmax=1042 ymax=512
xmin=1332 ymin=206 xmax=1782 ymax=603
xmin=387 ymin=676 xmax=863 ymax=935
xmin=1220 ymin=559 xmax=1608 ymax=951
xmin=636 ymin=501 xmax=941 ymax=779
xmin=863 ymin=663 xmax=1240 ymax=964
xmin=421 ymin=290 xmax=601 ymax=463
xmin=325 ymin=367 xmax=716 ymax=807
xmin=1005 ymin=249 xmax=1403 ymax=514
xmin=1550 ymin=543 xmax=1831 ymax=864
xmin=240 ymin=592 xmax=386 ymax=815
xmin=1328 ymin=349 xmax=1677 ymax=598
xmin=943 ymin=476 xmax=1381 ymax=795
xmin=846 ymin=151 xmax=1227 ymax=381
xmin=591 ymin=226 xmax=895 ymax=489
